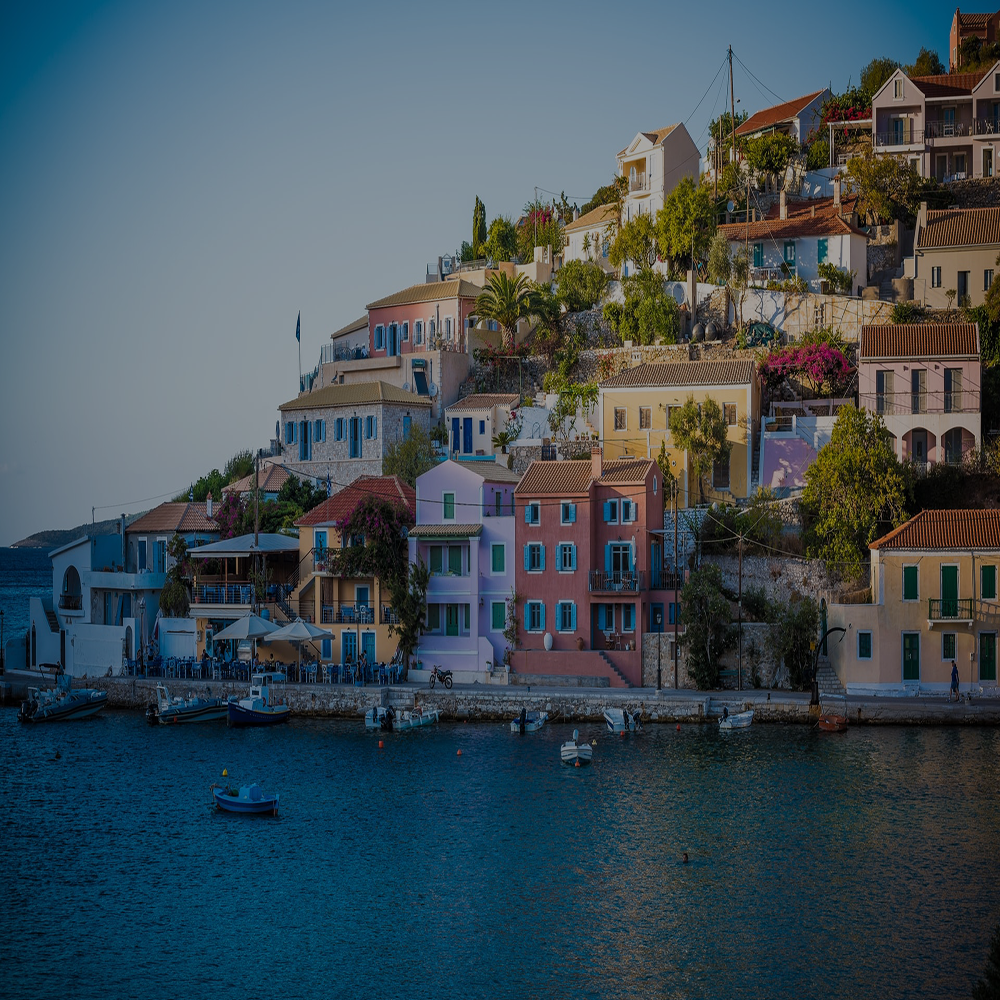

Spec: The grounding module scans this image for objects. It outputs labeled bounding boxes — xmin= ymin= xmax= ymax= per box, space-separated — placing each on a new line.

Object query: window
xmin=429 ymin=546 xmax=443 ymax=574
xmin=524 ymin=502 xmax=540 ymax=525
xmin=817 ymin=238 xmax=828 ymax=264
xmin=987 ymin=269 xmax=995 ymax=292
xmin=622 ymin=604 xmax=635 ymax=631
xmin=374 ymin=325 xmax=384 ymax=350
xmin=712 ymin=454 xmax=731 ymax=490
xmin=557 ymin=601 xmax=577 ymax=632
xmin=783 ymin=241 xmax=796 ymax=266
xmin=415 ymin=321 xmax=423 ymax=345
xmin=491 ymin=601 xmax=506 ymax=631
xmin=983 ymin=565 xmax=998 ymax=601
xmin=314 ymin=530 xmax=327 ymax=553
xmin=943 ymin=633 xmax=957 ymax=660
xmin=911 ymin=369 xmax=926 ymax=414
xmin=558 ymin=543 xmax=577 ymax=572
xmin=349 ymin=416 xmax=361 ymax=458
xmin=443 ymin=493 xmax=455 ymax=520
xmin=614 ymin=407 xmax=627 ymax=431
xmin=427 ymin=604 xmax=441 ymax=632
xmin=495 ymin=493 xmax=503 ymax=516
xmin=668 ymin=602 xmax=678 ymax=625
xmin=894 ymin=79 xmax=903 ymax=99
xmin=402 ymin=322 xmax=409 ymax=342
xmin=639 ymin=407 xmax=651 ymax=429
xmin=445 ymin=317 xmax=452 ymax=340
xmin=858 ymin=631 xmax=872 ymax=659
xmin=931 ymin=266 xmax=942 ymax=288
xmin=479 ymin=420 xmax=485 ymax=435
xmin=299 ymin=419 xmax=312 ymax=461
xmin=526 ymin=601 xmax=544 ymax=632
xmin=621 ymin=499 xmax=635 ymax=523
xmin=753 ymin=243 xmax=763 ymax=268
xmin=403 ymin=415 xmax=411 ymax=438
xmin=156 ymin=539 xmax=167 ymax=574
xmin=525 ymin=543 xmax=545 ymax=572
xmin=365 ymin=415 xmax=377 ymax=439
xmin=876 ymin=370 xmax=894 ymax=414
xmin=491 ymin=544 xmax=505 ymax=574
xmin=137 ymin=539 xmax=147 ymax=571
xmin=723 ymin=403 xmax=737 ymax=425
xmin=313 ymin=419 xmax=325 ymax=442
xmin=335 ymin=417 xmax=344 ymax=441
xmin=448 ymin=546 xmax=463 ymax=576
xmin=604 ymin=499 xmax=619 ymax=524
xmin=944 ymin=369 xmax=962 ymax=413
xmin=285 ymin=420 xmax=296 ymax=445
xmin=560 ymin=502 xmax=576 ymax=524
xmin=902 ymin=565 xmax=919 ymax=601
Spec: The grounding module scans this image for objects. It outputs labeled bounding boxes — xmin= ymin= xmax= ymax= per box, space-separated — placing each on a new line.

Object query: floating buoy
xmin=676 ymin=724 xmax=681 ymax=731
xmin=378 ymin=740 xmax=384 ymax=749
xmin=620 ymin=731 xmax=625 ymax=739
xmin=575 ymin=760 xmax=580 ymax=767
xmin=457 ymin=749 xmax=462 ymax=756
xmin=222 ymin=768 xmax=228 ymax=777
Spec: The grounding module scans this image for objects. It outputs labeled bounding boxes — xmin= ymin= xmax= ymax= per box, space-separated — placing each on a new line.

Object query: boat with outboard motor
xmin=211 ymin=782 xmax=279 ymax=815
xmin=511 ymin=708 xmax=548 ymax=733
xmin=718 ymin=707 xmax=754 ymax=730
xmin=560 ymin=729 xmax=593 ymax=766
xmin=17 ymin=683 xmax=107 ymax=723
xmin=365 ymin=705 xmax=439 ymax=731
xmin=227 ymin=672 xmax=291 ymax=727
xmin=146 ymin=684 xmax=227 ymax=725
xmin=604 ymin=707 xmax=642 ymax=733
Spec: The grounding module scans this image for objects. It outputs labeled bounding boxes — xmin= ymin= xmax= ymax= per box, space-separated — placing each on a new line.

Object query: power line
xmin=732 ymin=50 xmax=786 ymax=107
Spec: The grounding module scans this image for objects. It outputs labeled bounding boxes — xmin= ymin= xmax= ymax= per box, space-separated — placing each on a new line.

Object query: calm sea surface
xmin=2 ymin=708 xmax=999 ymax=1000
xmin=0 ymin=546 xmax=51 ymax=656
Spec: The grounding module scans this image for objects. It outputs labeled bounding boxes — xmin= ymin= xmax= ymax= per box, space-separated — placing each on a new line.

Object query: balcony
xmin=861 ymin=389 xmax=980 ymax=416
xmin=58 ymin=595 xmax=83 ymax=611
xmin=589 ymin=570 xmax=644 ymax=593
xmin=649 ymin=570 xmax=684 ymax=590
xmin=322 ymin=601 xmax=376 ymax=625
xmin=928 ymin=598 xmax=974 ymax=624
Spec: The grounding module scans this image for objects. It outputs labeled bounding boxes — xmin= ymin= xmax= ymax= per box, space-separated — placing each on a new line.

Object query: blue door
xmin=342 ymin=631 xmax=357 ymax=664
xmin=463 ymin=417 xmax=473 ymax=454
xmin=452 ymin=417 xmax=460 ymax=453
xmin=362 ymin=632 xmax=376 ymax=664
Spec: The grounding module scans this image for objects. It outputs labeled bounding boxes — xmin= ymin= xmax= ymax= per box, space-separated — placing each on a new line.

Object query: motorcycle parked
xmin=429 ymin=665 xmax=453 ymax=690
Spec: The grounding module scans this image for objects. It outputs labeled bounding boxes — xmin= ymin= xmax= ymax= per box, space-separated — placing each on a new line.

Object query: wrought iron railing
xmin=322 ymin=602 xmax=376 ymax=625
xmin=928 ymin=598 xmax=974 ymax=620
xmin=589 ymin=570 xmax=644 ymax=593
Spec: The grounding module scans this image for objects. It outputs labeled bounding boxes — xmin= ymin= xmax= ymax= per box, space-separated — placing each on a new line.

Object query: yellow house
xmin=598 ymin=360 xmax=761 ymax=507
xmin=827 ymin=509 xmax=1000 ymax=695
xmin=293 ymin=475 xmax=415 ymax=669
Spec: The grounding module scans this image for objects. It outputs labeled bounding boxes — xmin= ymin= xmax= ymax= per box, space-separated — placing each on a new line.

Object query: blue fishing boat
xmin=212 ymin=783 xmax=279 ymax=815
xmin=227 ymin=671 xmax=291 ymax=727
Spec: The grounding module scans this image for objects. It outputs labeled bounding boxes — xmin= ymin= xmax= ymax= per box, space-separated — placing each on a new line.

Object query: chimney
xmin=573 ymin=208 xmax=580 ymax=221
xmin=206 ymin=492 xmax=213 ymax=518
xmin=591 ymin=445 xmax=603 ymax=481
xmin=811 ymin=204 xmax=816 ymax=218
xmin=833 ymin=175 xmax=841 ymax=207
xmin=779 ymin=190 xmax=787 ymax=220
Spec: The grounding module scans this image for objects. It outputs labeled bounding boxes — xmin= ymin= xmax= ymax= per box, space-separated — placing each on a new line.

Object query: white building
xmin=617 ymin=123 xmax=701 ymax=223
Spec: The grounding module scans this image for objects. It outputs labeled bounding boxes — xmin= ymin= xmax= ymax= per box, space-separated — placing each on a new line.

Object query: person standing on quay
xmin=950 ymin=661 xmax=960 ymax=702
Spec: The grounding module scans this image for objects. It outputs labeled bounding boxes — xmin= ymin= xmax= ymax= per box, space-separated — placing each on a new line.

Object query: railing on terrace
xmin=860 ymin=389 xmax=980 ymax=415
xmin=193 ymin=582 xmax=294 ymax=605
xmin=322 ymin=601 xmax=376 ymax=625
xmin=628 ymin=172 xmax=649 ymax=193
xmin=482 ymin=501 xmax=515 ymax=517
xmin=589 ymin=570 xmax=645 ymax=593
xmin=380 ymin=605 xmax=400 ymax=625
xmin=928 ymin=598 xmax=974 ymax=621
xmin=321 ymin=342 xmax=369 ymax=364
xmin=749 ymin=267 xmax=791 ymax=286
xmin=649 ymin=570 xmax=684 ymax=590
xmin=58 ymin=596 xmax=82 ymax=611
xmin=875 ymin=119 xmax=1000 ymax=148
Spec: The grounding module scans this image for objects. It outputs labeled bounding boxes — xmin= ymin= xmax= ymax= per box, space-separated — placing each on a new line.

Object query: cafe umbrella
xmin=261 ymin=618 xmax=331 ymax=679
xmin=212 ymin=613 xmax=279 ymax=667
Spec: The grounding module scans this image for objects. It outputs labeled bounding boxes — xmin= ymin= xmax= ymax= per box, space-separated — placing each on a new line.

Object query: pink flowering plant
xmin=758 ymin=342 xmax=854 ymax=398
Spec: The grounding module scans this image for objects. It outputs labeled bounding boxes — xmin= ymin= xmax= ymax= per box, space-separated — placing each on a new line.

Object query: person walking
xmin=950 ymin=661 xmax=960 ymax=702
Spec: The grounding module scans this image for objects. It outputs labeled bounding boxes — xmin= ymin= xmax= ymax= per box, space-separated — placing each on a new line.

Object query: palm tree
xmin=475 ymin=271 xmax=542 ymax=352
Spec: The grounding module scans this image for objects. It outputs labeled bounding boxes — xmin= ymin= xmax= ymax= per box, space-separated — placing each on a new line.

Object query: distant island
xmin=12 ymin=513 xmax=147 ymax=550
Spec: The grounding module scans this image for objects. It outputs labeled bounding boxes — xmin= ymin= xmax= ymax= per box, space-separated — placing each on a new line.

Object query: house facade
xmin=857 ymin=323 xmax=981 ymax=469
xmin=293 ymin=475 xmax=415 ymax=669
xmin=443 ymin=393 xmax=520 ymax=458
xmin=909 ymin=203 xmax=1000 ymax=307
xmin=616 ymin=123 xmax=700 ymax=223
xmin=512 ymin=449 xmax=677 ymax=688
xmin=735 ymin=89 xmax=830 ymax=145
xmin=222 ymin=462 xmax=292 ymax=503
xmin=562 ymin=204 xmax=617 ymax=268
xmin=951 ymin=8 xmax=1000 ymax=70
xmin=871 ymin=63 xmax=1000 ymax=181
xmin=827 ymin=509 xmax=1000 ymax=695
xmin=278 ymin=381 xmax=432 ymax=487
xmin=407 ymin=460 xmax=521 ymax=680
xmin=598 ymin=360 xmax=761 ymax=508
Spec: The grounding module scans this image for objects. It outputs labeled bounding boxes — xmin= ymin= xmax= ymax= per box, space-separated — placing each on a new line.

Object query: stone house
xmin=443 ymin=393 xmax=520 ymax=458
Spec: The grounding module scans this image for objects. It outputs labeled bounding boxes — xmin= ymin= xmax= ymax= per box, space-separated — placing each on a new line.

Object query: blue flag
xmin=295 ymin=311 xmax=301 ymax=343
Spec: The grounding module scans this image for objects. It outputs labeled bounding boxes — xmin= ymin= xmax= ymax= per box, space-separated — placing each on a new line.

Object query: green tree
xmin=973 ymin=920 xmax=1000 ymax=1000
xmin=482 ymin=215 xmax=519 ymax=263
xmin=745 ymin=133 xmax=799 ymax=180
xmin=707 ymin=231 xmax=732 ymax=286
xmin=656 ymin=440 xmax=677 ymax=509
xmin=680 ymin=563 xmax=734 ymax=689
xmin=806 ymin=138 xmax=830 ymax=170
xmin=860 ymin=56 xmax=900 ymax=97
xmin=158 ymin=534 xmax=191 ymax=618
xmin=765 ymin=596 xmax=819 ymax=690
xmin=223 ymin=450 xmax=254 ymax=484
xmin=472 ymin=196 xmax=486 ymax=259
xmin=905 ymin=47 xmax=944 ymax=77
xmin=331 ymin=494 xmax=412 ymax=593
xmin=381 ymin=425 xmax=437 ymax=487
xmin=655 ymin=176 xmax=716 ymax=273
xmin=475 ymin=271 xmax=544 ymax=351
xmin=608 ymin=213 xmax=657 ymax=275
xmin=846 ymin=147 xmax=947 ymax=226
xmin=707 ymin=110 xmax=749 ymax=165
xmin=390 ymin=560 xmax=431 ymax=675
xmin=604 ymin=269 xmax=679 ymax=346
xmin=556 ymin=259 xmax=609 ymax=312
xmin=801 ymin=405 xmax=912 ymax=580
xmin=668 ymin=396 xmax=732 ymax=504
xmin=580 ymin=175 xmax=627 ymax=216
xmin=517 ymin=200 xmax=565 ymax=263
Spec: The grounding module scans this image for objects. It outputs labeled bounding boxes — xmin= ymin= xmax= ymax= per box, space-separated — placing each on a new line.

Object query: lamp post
xmin=812 ymin=626 xmax=847 ymax=705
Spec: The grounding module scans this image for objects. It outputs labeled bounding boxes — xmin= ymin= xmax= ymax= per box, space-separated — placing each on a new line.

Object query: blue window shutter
xmin=603 ymin=500 xmax=611 ymax=522
xmin=569 ymin=504 xmax=576 ymax=523
xmin=570 ymin=603 xmax=577 ymax=631
xmin=539 ymin=603 xmax=545 ymax=630
xmin=570 ymin=545 xmax=577 ymax=570
xmin=373 ymin=416 xmax=377 ymax=439
xmin=525 ymin=505 xmax=531 ymax=524
xmin=605 ymin=543 xmax=611 ymax=572
xmin=598 ymin=604 xmax=605 ymax=630
xmin=523 ymin=546 xmax=530 ymax=571
xmin=539 ymin=545 xmax=545 ymax=571
xmin=524 ymin=604 xmax=530 ymax=629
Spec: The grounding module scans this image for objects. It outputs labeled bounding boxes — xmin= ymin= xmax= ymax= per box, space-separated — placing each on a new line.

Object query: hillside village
xmin=22 ymin=12 xmax=1000 ymax=701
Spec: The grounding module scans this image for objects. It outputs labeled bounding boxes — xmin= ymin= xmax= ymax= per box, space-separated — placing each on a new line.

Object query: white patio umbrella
xmin=212 ymin=613 xmax=279 ymax=667
xmin=262 ymin=618 xmax=331 ymax=677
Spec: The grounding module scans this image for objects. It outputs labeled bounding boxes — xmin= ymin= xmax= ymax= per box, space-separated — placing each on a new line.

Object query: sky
xmin=0 ymin=0 xmax=948 ymax=545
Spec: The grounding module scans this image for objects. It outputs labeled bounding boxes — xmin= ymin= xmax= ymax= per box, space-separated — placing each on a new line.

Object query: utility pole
xmin=737 ymin=532 xmax=743 ymax=691
xmin=673 ymin=480 xmax=679 ymax=689
xmin=534 ymin=185 xmax=538 ymax=249
xmin=729 ymin=45 xmax=737 ymax=172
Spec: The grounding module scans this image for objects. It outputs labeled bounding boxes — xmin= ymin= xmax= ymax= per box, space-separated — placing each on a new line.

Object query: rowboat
xmin=719 ymin=708 xmax=754 ymax=730
xmin=818 ymin=694 xmax=848 ymax=732
xmin=510 ymin=709 xmax=548 ymax=733
xmin=604 ymin=707 xmax=642 ymax=733
xmin=146 ymin=684 xmax=227 ymax=725
xmin=560 ymin=729 xmax=593 ymax=766
xmin=212 ymin=783 xmax=279 ymax=815
xmin=228 ymin=672 xmax=291 ymax=727
xmin=17 ymin=685 xmax=107 ymax=723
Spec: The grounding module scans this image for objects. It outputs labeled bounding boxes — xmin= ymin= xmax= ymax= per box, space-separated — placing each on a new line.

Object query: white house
xmin=736 ymin=89 xmax=830 ymax=145
xmin=617 ymin=123 xmax=700 ymax=223
xmin=443 ymin=393 xmax=520 ymax=458
xmin=562 ymin=204 xmax=617 ymax=269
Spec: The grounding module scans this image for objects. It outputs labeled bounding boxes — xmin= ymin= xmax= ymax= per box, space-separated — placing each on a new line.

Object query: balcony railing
xmin=874 ymin=119 xmax=1000 ymax=149
xmin=860 ymin=389 xmax=980 ymax=415
xmin=58 ymin=595 xmax=83 ymax=611
xmin=589 ymin=570 xmax=644 ymax=593
xmin=649 ymin=570 xmax=684 ymax=590
xmin=380 ymin=605 xmax=400 ymax=625
xmin=322 ymin=601 xmax=376 ymax=625
xmin=628 ymin=172 xmax=649 ymax=193
xmin=928 ymin=598 xmax=974 ymax=621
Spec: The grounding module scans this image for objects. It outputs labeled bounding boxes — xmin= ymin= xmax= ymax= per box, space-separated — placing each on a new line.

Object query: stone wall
xmin=948 ymin=177 xmax=1000 ymax=209
xmin=708 ymin=553 xmax=841 ymax=605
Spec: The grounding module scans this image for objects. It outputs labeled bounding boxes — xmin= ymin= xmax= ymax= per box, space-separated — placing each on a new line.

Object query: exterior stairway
xmin=815 ymin=655 xmax=847 ymax=699
xmin=598 ymin=651 xmax=633 ymax=688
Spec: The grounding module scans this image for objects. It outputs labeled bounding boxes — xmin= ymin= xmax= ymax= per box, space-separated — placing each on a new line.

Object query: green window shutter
xmin=492 ymin=544 xmax=505 ymax=573
xmin=983 ymin=565 xmax=997 ymax=600
xmin=753 ymin=243 xmax=763 ymax=268
xmin=902 ymin=565 xmax=918 ymax=600
xmin=492 ymin=602 xmax=505 ymax=630
xmin=443 ymin=493 xmax=455 ymax=519
xmin=858 ymin=632 xmax=872 ymax=658
xmin=429 ymin=546 xmax=443 ymax=574
xmin=817 ymin=238 xmax=828 ymax=264
xmin=448 ymin=546 xmax=463 ymax=575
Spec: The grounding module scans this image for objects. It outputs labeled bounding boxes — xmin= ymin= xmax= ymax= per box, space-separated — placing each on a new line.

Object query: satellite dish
xmin=403 ymin=381 xmax=410 ymax=392
xmin=429 ymin=382 xmax=438 ymax=397
xmin=726 ymin=200 xmax=735 ymax=214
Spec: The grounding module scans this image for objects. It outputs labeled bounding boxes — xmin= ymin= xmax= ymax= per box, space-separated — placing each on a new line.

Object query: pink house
xmin=858 ymin=323 xmax=981 ymax=469
xmin=512 ymin=448 xmax=679 ymax=688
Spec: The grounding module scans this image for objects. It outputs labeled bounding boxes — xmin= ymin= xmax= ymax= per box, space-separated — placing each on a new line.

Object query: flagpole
xmin=296 ymin=311 xmax=302 ymax=391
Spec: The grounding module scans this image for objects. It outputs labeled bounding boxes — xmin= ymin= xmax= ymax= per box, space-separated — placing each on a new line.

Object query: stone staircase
xmin=598 ymin=651 xmax=633 ymax=688
xmin=815 ymin=655 xmax=846 ymax=699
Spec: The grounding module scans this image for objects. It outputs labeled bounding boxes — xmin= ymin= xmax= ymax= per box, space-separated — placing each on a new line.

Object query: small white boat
xmin=603 ymin=707 xmax=642 ymax=733
xmin=146 ymin=684 xmax=227 ymax=725
xmin=560 ymin=729 xmax=593 ymax=766
xmin=719 ymin=708 xmax=754 ymax=730
xmin=510 ymin=709 xmax=548 ymax=733
xmin=228 ymin=672 xmax=291 ymax=727
xmin=17 ymin=685 xmax=107 ymax=723
xmin=365 ymin=705 xmax=439 ymax=731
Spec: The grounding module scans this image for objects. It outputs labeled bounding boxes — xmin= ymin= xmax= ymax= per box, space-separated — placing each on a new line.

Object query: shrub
xmin=817 ymin=262 xmax=855 ymax=294
xmin=556 ymin=260 xmax=609 ymax=312
xmin=890 ymin=301 xmax=925 ymax=324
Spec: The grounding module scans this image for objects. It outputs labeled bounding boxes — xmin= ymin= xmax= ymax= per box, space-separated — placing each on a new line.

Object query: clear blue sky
xmin=0 ymin=0 xmax=947 ymax=545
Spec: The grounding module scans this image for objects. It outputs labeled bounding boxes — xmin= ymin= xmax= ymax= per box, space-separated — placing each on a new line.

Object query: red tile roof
xmin=366 ymin=279 xmax=481 ymax=310
xmin=515 ymin=458 xmax=653 ymax=495
xmin=126 ymin=503 xmax=219 ymax=534
xmin=736 ymin=91 xmax=826 ymax=136
xmin=295 ymin=476 xmax=415 ymax=526
xmin=564 ymin=203 xmax=617 ymax=233
xmin=917 ymin=207 xmax=1000 ymax=249
xmin=911 ymin=70 xmax=990 ymax=98
xmin=717 ymin=195 xmax=864 ymax=241
xmin=223 ymin=463 xmax=293 ymax=496
xmin=446 ymin=393 xmax=520 ymax=411
xmin=859 ymin=323 xmax=980 ymax=360
xmin=600 ymin=360 xmax=756 ymax=388
xmin=871 ymin=509 xmax=1000 ymax=551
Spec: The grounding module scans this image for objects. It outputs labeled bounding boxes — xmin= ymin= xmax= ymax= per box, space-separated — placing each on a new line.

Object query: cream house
xmin=616 ymin=123 xmax=700 ymax=224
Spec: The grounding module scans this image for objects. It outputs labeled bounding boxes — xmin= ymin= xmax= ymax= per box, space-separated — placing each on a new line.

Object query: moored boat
xmin=17 ymin=685 xmax=107 ymax=723
xmin=511 ymin=708 xmax=548 ymax=733
xmin=560 ymin=729 xmax=593 ymax=766
xmin=211 ymin=783 xmax=279 ymax=815
xmin=227 ymin=672 xmax=291 ymax=727
xmin=718 ymin=708 xmax=754 ymax=730
xmin=818 ymin=694 xmax=848 ymax=732
xmin=603 ymin=707 xmax=642 ymax=733
xmin=147 ymin=684 xmax=227 ymax=725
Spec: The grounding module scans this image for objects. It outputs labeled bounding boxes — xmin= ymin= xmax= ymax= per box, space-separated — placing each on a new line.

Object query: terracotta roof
xmin=564 ymin=203 xmax=618 ymax=233
xmin=600 ymin=360 xmax=756 ymax=389
xmin=917 ymin=207 xmax=1000 ymax=249
xmin=223 ymin=463 xmax=293 ymax=496
xmin=454 ymin=460 xmax=523 ymax=484
xmin=279 ymin=380 xmax=431 ymax=411
xmin=910 ymin=70 xmax=990 ymax=98
xmin=736 ymin=91 xmax=826 ymax=136
xmin=331 ymin=315 xmax=368 ymax=340
xmin=871 ymin=509 xmax=1000 ymax=551
xmin=296 ymin=476 xmax=415 ymax=527
xmin=717 ymin=195 xmax=864 ymax=241
xmin=515 ymin=457 xmax=653 ymax=495
xmin=126 ymin=502 xmax=219 ymax=534
xmin=859 ymin=323 xmax=980 ymax=360
xmin=407 ymin=524 xmax=483 ymax=539
xmin=617 ymin=124 xmax=681 ymax=157
xmin=957 ymin=12 xmax=994 ymax=29
xmin=366 ymin=278 xmax=481 ymax=310
xmin=446 ymin=393 xmax=520 ymax=411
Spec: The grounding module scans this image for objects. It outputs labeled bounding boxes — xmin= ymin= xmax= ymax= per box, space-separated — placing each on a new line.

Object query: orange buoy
xmin=378 ymin=740 xmax=384 ymax=748
xmin=620 ymin=731 xmax=625 ymax=739
xmin=676 ymin=723 xmax=681 ymax=731
xmin=457 ymin=749 xmax=462 ymax=756
xmin=575 ymin=760 xmax=580 ymax=767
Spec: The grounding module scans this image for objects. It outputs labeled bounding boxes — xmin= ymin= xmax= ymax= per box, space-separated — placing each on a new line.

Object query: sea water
xmin=0 ymin=546 xmax=51 ymax=657
xmin=2 ymin=711 xmax=998 ymax=999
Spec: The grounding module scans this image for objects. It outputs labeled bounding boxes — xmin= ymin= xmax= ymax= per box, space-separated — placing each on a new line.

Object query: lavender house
xmin=408 ymin=460 xmax=521 ymax=682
